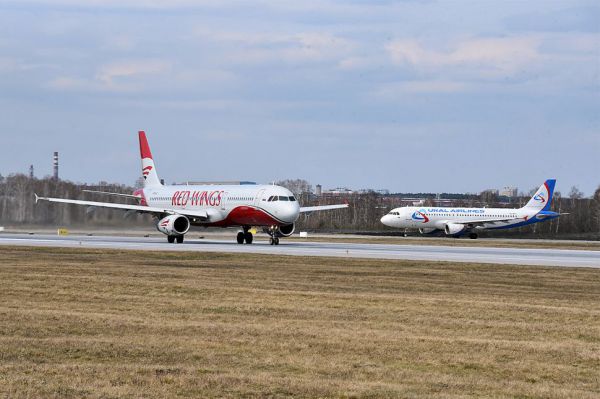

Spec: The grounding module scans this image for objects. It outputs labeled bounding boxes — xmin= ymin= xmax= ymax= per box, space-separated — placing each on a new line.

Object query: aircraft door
xmin=254 ymin=189 xmax=266 ymax=207
xmin=220 ymin=192 xmax=229 ymax=210
xmin=404 ymin=209 xmax=415 ymax=227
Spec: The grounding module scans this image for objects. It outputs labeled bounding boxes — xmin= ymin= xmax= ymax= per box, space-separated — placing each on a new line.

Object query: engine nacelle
xmin=278 ymin=223 xmax=295 ymax=237
xmin=444 ymin=223 xmax=465 ymax=236
xmin=263 ymin=223 xmax=295 ymax=237
xmin=157 ymin=215 xmax=190 ymax=236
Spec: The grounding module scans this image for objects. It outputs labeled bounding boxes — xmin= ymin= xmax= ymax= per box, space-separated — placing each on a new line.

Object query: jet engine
xmin=444 ymin=223 xmax=465 ymax=236
xmin=263 ymin=223 xmax=295 ymax=237
xmin=157 ymin=214 xmax=190 ymax=236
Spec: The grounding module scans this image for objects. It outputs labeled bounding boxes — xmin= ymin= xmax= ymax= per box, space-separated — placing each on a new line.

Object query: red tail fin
xmin=138 ymin=130 xmax=161 ymax=187
xmin=139 ymin=130 xmax=153 ymax=159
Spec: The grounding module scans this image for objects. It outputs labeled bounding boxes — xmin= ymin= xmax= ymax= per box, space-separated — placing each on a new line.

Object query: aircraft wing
xmin=35 ymin=194 xmax=209 ymax=220
xmin=299 ymin=204 xmax=349 ymax=213
xmin=82 ymin=189 xmax=140 ymax=199
xmin=453 ymin=217 xmax=523 ymax=227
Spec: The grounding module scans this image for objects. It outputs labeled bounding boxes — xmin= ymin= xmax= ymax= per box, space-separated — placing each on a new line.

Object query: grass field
xmin=0 ymin=246 xmax=599 ymax=398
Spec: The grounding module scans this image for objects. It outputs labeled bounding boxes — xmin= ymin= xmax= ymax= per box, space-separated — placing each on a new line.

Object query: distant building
xmin=315 ymin=184 xmax=322 ymax=196
xmin=500 ymin=186 xmax=518 ymax=197
xmin=323 ymin=187 xmax=354 ymax=195
xmin=53 ymin=152 xmax=59 ymax=180
xmin=481 ymin=189 xmax=499 ymax=196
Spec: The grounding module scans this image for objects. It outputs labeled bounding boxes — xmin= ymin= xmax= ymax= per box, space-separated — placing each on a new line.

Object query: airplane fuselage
xmin=136 ymin=184 xmax=300 ymax=227
xmin=381 ymin=206 xmax=559 ymax=233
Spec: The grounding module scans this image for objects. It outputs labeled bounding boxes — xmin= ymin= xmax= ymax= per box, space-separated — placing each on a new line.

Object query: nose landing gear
xmin=266 ymin=225 xmax=280 ymax=245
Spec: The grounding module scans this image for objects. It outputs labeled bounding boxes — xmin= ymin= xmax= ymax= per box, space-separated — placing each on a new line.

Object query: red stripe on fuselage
xmin=209 ymin=206 xmax=284 ymax=227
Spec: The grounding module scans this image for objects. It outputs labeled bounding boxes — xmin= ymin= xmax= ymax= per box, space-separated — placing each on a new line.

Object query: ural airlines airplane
xmin=36 ymin=131 xmax=348 ymax=245
xmin=380 ymin=179 xmax=561 ymax=239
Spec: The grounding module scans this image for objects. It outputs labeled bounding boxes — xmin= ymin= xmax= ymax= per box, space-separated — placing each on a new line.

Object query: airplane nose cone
xmin=278 ymin=202 xmax=300 ymax=223
xmin=381 ymin=215 xmax=391 ymax=226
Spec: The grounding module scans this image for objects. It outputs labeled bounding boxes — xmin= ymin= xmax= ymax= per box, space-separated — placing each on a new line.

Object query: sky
xmin=0 ymin=0 xmax=598 ymax=195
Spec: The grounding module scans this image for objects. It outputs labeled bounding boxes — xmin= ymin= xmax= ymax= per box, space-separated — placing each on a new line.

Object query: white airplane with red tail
xmin=36 ymin=131 xmax=348 ymax=245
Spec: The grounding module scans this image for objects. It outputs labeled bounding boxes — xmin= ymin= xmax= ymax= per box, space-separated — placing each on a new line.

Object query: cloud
xmin=194 ymin=29 xmax=357 ymax=66
xmin=96 ymin=60 xmax=170 ymax=85
xmin=386 ymin=36 xmax=541 ymax=76
xmin=0 ymin=57 xmax=18 ymax=72
xmin=374 ymin=80 xmax=469 ymax=98
xmin=46 ymin=59 xmax=172 ymax=92
xmin=1 ymin=0 xmax=228 ymax=9
xmin=505 ymin=6 xmax=600 ymax=33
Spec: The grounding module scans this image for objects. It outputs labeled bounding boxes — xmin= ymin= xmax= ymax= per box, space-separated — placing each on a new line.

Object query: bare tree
xmin=569 ymin=186 xmax=583 ymax=200
xmin=276 ymin=179 xmax=313 ymax=197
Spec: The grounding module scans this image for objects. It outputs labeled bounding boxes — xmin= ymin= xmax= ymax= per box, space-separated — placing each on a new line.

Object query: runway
xmin=0 ymin=233 xmax=599 ymax=268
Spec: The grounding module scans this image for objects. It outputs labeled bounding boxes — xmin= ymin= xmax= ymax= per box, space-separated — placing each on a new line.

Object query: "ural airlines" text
xmin=171 ymin=190 xmax=224 ymax=207
xmin=422 ymin=208 xmax=485 ymax=213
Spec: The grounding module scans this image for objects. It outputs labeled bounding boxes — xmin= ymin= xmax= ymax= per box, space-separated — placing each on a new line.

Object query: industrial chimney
xmin=53 ymin=152 xmax=59 ymax=180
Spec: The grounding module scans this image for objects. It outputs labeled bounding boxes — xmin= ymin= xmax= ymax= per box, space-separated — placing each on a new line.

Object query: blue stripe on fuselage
xmin=487 ymin=211 xmax=560 ymax=230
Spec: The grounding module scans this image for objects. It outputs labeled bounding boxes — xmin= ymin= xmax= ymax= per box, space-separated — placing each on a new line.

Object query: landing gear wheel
xmin=469 ymin=233 xmax=478 ymax=239
xmin=167 ymin=236 xmax=175 ymax=244
xmin=237 ymin=232 xmax=245 ymax=244
xmin=269 ymin=237 xmax=276 ymax=245
xmin=244 ymin=232 xmax=253 ymax=244
xmin=274 ymin=238 xmax=279 ymax=245
xmin=176 ymin=235 xmax=184 ymax=244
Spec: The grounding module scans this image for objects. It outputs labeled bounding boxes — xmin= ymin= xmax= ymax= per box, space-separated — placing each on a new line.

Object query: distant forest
xmin=1 ymin=174 xmax=599 ymax=240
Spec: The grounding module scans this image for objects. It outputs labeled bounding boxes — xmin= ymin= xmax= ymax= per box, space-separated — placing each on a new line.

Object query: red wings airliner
xmin=36 ymin=131 xmax=348 ymax=245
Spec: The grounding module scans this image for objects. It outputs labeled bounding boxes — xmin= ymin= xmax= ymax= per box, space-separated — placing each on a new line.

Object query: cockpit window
xmin=268 ymin=195 xmax=295 ymax=202
xmin=389 ymin=211 xmax=400 ymax=215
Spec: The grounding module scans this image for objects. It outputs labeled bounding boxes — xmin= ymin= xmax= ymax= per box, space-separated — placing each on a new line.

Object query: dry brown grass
xmin=0 ymin=246 xmax=599 ymax=398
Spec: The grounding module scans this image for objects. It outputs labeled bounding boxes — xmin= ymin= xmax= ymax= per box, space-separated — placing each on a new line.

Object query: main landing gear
xmin=468 ymin=232 xmax=478 ymax=239
xmin=167 ymin=235 xmax=184 ymax=244
xmin=236 ymin=226 xmax=253 ymax=244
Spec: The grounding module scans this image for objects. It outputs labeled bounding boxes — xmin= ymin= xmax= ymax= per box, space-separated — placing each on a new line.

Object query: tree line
xmin=0 ymin=174 xmax=598 ymax=239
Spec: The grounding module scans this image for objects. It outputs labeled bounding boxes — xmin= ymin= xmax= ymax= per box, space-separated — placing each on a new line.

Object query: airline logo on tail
xmin=523 ymin=179 xmax=556 ymax=212
xmin=412 ymin=210 xmax=429 ymax=223
xmin=142 ymin=165 xmax=153 ymax=177
xmin=533 ymin=193 xmax=546 ymax=203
